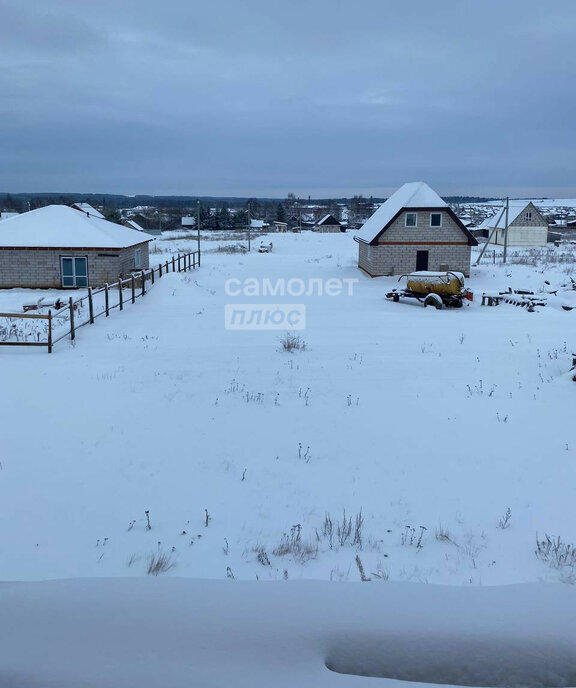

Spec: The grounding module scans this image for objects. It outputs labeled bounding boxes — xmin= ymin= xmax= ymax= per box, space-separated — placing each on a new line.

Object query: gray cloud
xmin=0 ymin=0 xmax=574 ymax=197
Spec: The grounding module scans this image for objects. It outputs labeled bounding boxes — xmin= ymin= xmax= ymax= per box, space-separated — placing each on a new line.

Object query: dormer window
xmin=430 ymin=213 xmax=442 ymax=227
xmin=405 ymin=212 xmax=417 ymax=227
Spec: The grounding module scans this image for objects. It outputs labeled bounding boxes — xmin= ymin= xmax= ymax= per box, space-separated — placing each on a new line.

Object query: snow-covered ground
xmin=1 ymin=578 xmax=576 ymax=688
xmin=0 ymin=231 xmax=575 ymax=588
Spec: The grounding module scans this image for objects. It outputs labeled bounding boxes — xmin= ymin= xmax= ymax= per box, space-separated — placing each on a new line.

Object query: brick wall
xmin=0 ymin=242 xmax=150 ymax=289
xmin=357 ymin=209 xmax=472 ymax=277
xmin=510 ymin=203 xmax=547 ymax=228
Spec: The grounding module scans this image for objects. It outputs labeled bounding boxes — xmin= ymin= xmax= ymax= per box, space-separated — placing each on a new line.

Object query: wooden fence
xmin=0 ymin=251 xmax=199 ymax=353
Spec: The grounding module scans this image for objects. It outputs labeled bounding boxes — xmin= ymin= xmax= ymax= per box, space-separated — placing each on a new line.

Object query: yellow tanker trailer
xmin=386 ymin=271 xmax=473 ymax=309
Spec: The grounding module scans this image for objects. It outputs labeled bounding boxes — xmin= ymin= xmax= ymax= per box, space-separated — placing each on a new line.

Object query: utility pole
xmin=196 ymin=200 xmax=201 ymax=267
xmin=502 ymin=197 xmax=510 ymax=264
xmin=474 ymin=204 xmax=507 ymax=265
xmin=247 ymin=201 xmax=251 ymax=252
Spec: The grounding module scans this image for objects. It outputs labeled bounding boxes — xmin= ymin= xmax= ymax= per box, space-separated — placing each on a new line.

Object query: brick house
xmin=478 ymin=202 xmax=548 ymax=246
xmin=314 ymin=214 xmax=343 ymax=233
xmin=354 ymin=182 xmax=477 ymax=277
xmin=0 ymin=205 xmax=152 ymax=289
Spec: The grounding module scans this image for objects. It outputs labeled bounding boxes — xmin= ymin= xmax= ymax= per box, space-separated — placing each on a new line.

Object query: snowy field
xmin=0 ymin=231 xmax=575 ymax=590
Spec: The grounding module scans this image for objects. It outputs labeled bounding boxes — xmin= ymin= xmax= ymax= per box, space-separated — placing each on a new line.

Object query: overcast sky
xmin=1 ymin=0 xmax=575 ymax=198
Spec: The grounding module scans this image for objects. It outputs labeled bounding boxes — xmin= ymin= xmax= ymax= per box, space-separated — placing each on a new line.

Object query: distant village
xmin=0 ymin=185 xmax=575 ymax=289
xmin=1 ymin=191 xmax=575 ymax=236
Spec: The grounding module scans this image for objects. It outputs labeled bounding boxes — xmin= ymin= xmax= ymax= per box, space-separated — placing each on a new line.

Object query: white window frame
xmin=134 ymin=248 xmax=142 ymax=268
xmin=430 ymin=212 xmax=443 ymax=227
xmin=526 ymin=211 xmax=532 ymax=220
xmin=61 ymin=256 xmax=88 ymax=288
xmin=405 ymin=212 xmax=417 ymax=227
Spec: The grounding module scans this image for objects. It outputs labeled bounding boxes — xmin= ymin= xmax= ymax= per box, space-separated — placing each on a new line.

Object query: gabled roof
xmin=477 ymin=202 xmax=546 ymax=230
xmin=70 ymin=202 xmax=105 ymax=220
xmin=316 ymin=214 xmax=341 ymax=226
xmin=123 ymin=219 xmax=145 ymax=232
xmin=0 ymin=205 xmax=152 ymax=249
xmin=355 ymin=181 xmax=476 ymax=245
xmin=355 ymin=182 xmax=447 ymax=243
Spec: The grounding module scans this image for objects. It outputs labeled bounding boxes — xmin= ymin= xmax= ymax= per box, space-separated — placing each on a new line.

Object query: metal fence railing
xmin=0 ymin=251 xmax=199 ymax=353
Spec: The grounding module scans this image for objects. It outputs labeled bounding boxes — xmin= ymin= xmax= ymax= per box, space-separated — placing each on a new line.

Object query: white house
xmin=478 ymin=202 xmax=548 ymax=246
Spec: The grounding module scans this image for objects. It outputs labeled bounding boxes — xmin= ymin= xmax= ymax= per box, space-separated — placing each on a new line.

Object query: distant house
xmin=181 ymin=216 xmax=196 ymax=227
xmin=314 ymin=214 xmax=343 ymax=233
xmin=0 ymin=205 xmax=152 ymax=289
xmin=272 ymin=221 xmax=288 ymax=233
xmin=354 ymin=182 xmax=478 ymax=277
xmin=478 ymin=202 xmax=548 ymax=246
xmin=123 ymin=219 xmax=146 ymax=232
xmin=250 ymin=219 xmax=268 ymax=230
xmin=123 ymin=218 xmax=162 ymax=237
xmin=70 ymin=202 xmax=105 ymax=219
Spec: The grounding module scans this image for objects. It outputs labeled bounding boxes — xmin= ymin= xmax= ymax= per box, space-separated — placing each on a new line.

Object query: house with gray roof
xmin=354 ymin=182 xmax=478 ymax=277
xmin=0 ymin=205 xmax=152 ymax=288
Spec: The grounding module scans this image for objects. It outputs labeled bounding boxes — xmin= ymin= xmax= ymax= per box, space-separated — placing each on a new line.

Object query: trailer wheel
xmin=393 ymin=294 xmax=400 ymax=302
xmin=424 ymin=294 xmax=443 ymax=310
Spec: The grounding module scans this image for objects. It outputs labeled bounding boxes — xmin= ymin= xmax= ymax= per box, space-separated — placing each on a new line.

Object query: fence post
xmin=131 ymin=274 xmax=136 ymax=303
xmin=172 ymin=256 xmax=175 ymax=272
xmin=193 ymin=252 xmax=196 ymax=269
xmin=187 ymin=253 xmax=191 ymax=271
xmin=151 ymin=267 xmax=155 ymax=285
xmin=105 ymin=284 xmax=109 ymax=316
xmin=141 ymin=271 xmax=146 ymax=296
xmin=47 ymin=310 xmax=53 ymax=354
xmin=69 ymin=297 xmax=75 ymax=341
xmin=159 ymin=262 xmax=162 ymax=278
xmin=198 ymin=247 xmax=201 ymax=268
xmin=118 ymin=277 xmax=123 ymax=311
xmin=178 ymin=254 xmax=181 ymax=272
xmin=88 ymin=287 xmax=94 ymax=324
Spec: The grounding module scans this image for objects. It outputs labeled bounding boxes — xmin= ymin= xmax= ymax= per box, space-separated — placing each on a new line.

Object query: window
xmin=430 ymin=213 xmax=442 ymax=227
xmin=61 ymin=256 xmax=88 ymax=288
xmin=405 ymin=212 xmax=417 ymax=227
xmin=526 ymin=211 xmax=532 ymax=220
xmin=134 ymin=248 xmax=142 ymax=268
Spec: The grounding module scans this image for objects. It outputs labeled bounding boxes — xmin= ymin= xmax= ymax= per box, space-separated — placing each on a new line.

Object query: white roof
xmin=124 ymin=219 xmax=145 ymax=232
xmin=477 ymin=202 xmax=542 ymax=230
xmin=71 ymin=203 xmax=105 ymax=220
xmin=250 ymin=219 xmax=265 ymax=228
xmin=0 ymin=205 xmax=151 ymax=249
xmin=355 ymin=182 xmax=447 ymax=243
xmin=181 ymin=216 xmax=196 ymax=226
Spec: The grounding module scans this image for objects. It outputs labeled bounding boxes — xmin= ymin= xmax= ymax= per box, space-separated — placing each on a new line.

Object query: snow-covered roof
xmin=355 ymin=182 xmax=448 ymax=243
xmin=0 ymin=205 xmax=152 ymax=249
xmin=123 ymin=219 xmax=145 ymax=232
xmin=477 ymin=202 xmax=544 ymax=230
xmin=250 ymin=219 xmax=265 ymax=229
xmin=316 ymin=214 xmax=340 ymax=226
xmin=70 ymin=203 xmax=105 ymax=220
xmin=181 ymin=216 xmax=196 ymax=227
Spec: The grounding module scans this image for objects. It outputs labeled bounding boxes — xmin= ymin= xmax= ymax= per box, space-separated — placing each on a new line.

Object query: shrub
xmin=279 ymin=332 xmax=307 ymax=352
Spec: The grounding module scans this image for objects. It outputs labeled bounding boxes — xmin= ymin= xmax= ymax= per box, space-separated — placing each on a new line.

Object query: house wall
xmin=0 ymin=242 xmax=150 ymax=289
xmin=488 ymin=227 xmax=548 ymax=247
xmin=358 ymin=209 xmax=472 ymax=277
xmin=358 ymin=243 xmax=472 ymax=277
xmin=316 ymin=225 xmax=341 ymax=233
